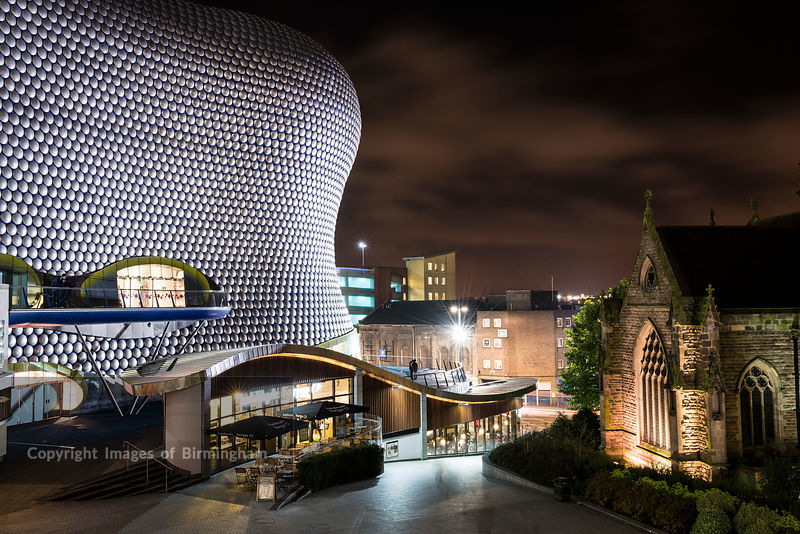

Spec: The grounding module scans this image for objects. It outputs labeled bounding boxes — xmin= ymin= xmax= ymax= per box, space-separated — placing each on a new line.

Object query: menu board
xmin=256 ymin=476 xmax=276 ymax=501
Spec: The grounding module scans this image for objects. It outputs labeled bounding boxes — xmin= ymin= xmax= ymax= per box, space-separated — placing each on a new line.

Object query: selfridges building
xmin=0 ymin=0 xmax=361 ymax=374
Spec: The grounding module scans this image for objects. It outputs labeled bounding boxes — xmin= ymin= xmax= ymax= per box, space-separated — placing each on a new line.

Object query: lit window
xmin=347 ymin=295 xmax=374 ymax=307
xmin=348 ymin=277 xmax=374 ymax=289
xmin=441 ymin=277 xmax=446 ymax=285
xmin=434 ymin=262 xmax=439 ymax=271
xmin=402 ymin=277 xmax=407 ymax=284
xmin=482 ymin=338 xmax=491 ymax=348
xmin=557 ymin=318 xmax=563 ymax=328
xmin=428 ymin=292 xmax=433 ymax=300
xmin=493 ymin=318 xmax=501 ymax=328
xmin=434 ymin=277 xmax=439 ymax=285
xmin=483 ymin=360 xmax=491 ymax=369
xmin=428 ymin=262 xmax=433 ymax=271
xmin=558 ymin=359 xmax=565 ymax=369
xmin=337 ymin=276 xmax=347 ymax=287
xmin=482 ymin=318 xmax=490 ymax=328
xmin=428 ymin=276 xmax=433 ymax=285
xmin=441 ymin=292 xmax=446 ymax=299
xmin=494 ymin=360 xmax=502 ymax=370
xmin=493 ymin=338 xmax=502 ymax=348
xmin=441 ymin=263 xmax=446 ymax=271
xmin=565 ymin=317 xmax=572 ymax=328
xmin=434 ymin=292 xmax=439 ymax=300
xmin=557 ymin=338 xmax=564 ymax=348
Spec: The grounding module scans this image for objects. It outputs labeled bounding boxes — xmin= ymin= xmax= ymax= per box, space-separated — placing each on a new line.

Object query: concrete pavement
xmin=1 ymin=455 xmax=642 ymax=534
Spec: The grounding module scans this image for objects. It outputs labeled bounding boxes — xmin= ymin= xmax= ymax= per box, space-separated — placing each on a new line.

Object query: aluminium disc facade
xmin=0 ymin=0 xmax=360 ymax=373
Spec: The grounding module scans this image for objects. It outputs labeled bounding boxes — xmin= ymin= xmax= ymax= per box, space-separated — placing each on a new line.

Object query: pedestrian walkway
xmin=1 ymin=455 xmax=642 ymax=533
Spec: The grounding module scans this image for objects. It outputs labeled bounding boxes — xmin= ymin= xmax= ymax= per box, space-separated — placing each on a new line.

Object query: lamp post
xmin=358 ymin=241 xmax=367 ymax=267
xmin=450 ymin=301 xmax=469 ymax=367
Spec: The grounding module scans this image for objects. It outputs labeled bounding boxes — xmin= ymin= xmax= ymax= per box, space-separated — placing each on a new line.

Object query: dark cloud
xmin=197 ymin=1 xmax=800 ymax=294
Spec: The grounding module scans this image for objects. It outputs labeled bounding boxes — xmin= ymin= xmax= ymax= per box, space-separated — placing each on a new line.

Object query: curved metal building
xmin=0 ymin=0 xmax=361 ymax=373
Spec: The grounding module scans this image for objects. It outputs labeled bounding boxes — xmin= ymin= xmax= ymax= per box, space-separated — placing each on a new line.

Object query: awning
xmin=211 ymin=415 xmax=308 ymax=440
xmin=280 ymin=400 xmax=370 ymax=420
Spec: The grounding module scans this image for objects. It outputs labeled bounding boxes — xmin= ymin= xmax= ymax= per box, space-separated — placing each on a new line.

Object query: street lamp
xmin=357 ymin=241 xmax=367 ymax=266
xmin=450 ymin=302 xmax=469 ymax=366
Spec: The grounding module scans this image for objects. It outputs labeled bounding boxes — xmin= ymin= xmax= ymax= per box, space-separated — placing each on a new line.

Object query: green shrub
xmin=297 ymin=444 xmax=384 ymax=492
xmin=691 ymin=489 xmax=739 ymax=534
xmin=489 ymin=422 xmax=613 ymax=495
xmin=774 ymin=512 xmax=800 ymax=534
xmin=733 ymin=502 xmax=778 ymax=534
xmin=762 ymin=454 xmax=800 ymax=516
xmin=584 ymin=470 xmax=697 ymax=534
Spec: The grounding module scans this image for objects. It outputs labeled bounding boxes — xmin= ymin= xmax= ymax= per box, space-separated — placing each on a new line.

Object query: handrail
xmin=122 ymin=440 xmax=174 ymax=493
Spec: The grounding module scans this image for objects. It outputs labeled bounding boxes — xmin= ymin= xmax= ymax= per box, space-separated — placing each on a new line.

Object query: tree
xmin=559 ymin=299 xmax=601 ymax=410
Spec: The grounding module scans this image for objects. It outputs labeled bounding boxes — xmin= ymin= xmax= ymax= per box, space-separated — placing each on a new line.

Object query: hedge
xmin=583 ymin=470 xmax=697 ymax=534
xmin=297 ymin=443 xmax=384 ymax=492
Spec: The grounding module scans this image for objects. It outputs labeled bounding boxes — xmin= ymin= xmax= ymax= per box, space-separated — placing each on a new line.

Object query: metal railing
xmin=361 ymin=354 xmax=469 ymax=390
xmin=8 ymin=285 xmax=228 ymax=310
xmin=122 ymin=440 xmax=174 ymax=494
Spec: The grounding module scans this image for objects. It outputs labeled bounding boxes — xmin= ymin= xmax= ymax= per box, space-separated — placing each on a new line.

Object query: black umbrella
xmin=279 ymin=400 xmax=370 ymax=420
xmin=211 ymin=415 xmax=308 ymax=440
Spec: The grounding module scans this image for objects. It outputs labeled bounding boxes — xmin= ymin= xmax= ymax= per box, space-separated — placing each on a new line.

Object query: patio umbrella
xmin=279 ymin=400 xmax=370 ymax=420
xmin=211 ymin=415 xmax=308 ymax=440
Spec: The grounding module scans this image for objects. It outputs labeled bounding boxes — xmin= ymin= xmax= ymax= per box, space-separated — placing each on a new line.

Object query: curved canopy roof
xmin=120 ymin=344 xmax=536 ymax=403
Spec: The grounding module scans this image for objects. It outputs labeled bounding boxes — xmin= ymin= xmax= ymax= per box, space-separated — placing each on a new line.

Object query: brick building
xmin=475 ymin=291 xmax=576 ymax=398
xmin=600 ymin=196 xmax=800 ymax=481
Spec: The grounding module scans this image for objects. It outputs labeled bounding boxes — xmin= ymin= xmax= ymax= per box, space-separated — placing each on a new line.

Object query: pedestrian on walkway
xmin=410 ymin=359 xmax=419 ymax=380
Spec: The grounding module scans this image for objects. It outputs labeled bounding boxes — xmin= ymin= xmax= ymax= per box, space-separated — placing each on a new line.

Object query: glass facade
xmin=347 ymin=295 xmax=374 ymax=307
xmin=208 ymin=377 xmax=353 ymax=473
xmin=426 ymin=411 xmax=518 ymax=457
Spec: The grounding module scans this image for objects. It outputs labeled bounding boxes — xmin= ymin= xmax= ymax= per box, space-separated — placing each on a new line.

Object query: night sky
xmin=198 ymin=1 xmax=800 ymax=296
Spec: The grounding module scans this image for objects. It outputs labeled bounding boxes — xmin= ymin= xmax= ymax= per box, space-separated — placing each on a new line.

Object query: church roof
xmin=656 ymin=226 xmax=800 ymax=309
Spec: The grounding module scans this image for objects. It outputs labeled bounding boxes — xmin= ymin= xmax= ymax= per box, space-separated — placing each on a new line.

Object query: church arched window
xmin=636 ymin=328 xmax=670 ymax=449
xmin=739 ymin=362 xmax=779 ymax=448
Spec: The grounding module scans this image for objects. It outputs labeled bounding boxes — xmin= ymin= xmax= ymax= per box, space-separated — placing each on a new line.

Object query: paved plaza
xmin=1 ymin=455 xmax=642 ymax=534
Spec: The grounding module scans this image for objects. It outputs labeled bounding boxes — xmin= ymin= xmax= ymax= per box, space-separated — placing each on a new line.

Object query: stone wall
xmin=718 ymin=312 xmax=799 ymax=458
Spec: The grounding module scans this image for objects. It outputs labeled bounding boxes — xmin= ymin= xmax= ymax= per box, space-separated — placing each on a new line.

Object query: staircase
xmin=51 ymin=443 xmax=202 ymax=501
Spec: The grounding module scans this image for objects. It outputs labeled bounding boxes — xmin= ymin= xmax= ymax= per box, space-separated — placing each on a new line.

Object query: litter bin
xmin=553 ymin=476 xmax=572 ymax=502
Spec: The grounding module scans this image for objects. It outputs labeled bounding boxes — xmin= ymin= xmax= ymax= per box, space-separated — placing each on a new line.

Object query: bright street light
xmin=451 ymin=324 xmax=468 ymax=343
xmin=357 ymin=241 xmax=367 ymax=266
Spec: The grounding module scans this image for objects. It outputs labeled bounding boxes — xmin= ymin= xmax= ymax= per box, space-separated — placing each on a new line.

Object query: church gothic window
xmin=639 ymin=256 xmax=656 ymax=291
xmin=739 ymin=363 xmax=778 ymax=448
xmin=638 ymin=330 xmax=670 ymax=449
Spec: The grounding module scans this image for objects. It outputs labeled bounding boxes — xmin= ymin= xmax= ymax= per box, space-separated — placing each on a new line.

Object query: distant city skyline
xmin=199 ymin=1 xmax=800 ymax=295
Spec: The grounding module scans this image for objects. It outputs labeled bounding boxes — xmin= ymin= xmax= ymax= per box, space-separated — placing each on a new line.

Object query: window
xmin=428 ymin=276 xmax=433 ymax=285
xmin=483 ymin=359 xmax=491 ymax=369
xmin=434 ymin=292 xmax=439 ymax=300
xmin=637 ymin=329 xmax=670 ymax=449
xmin=428 ymin=292 xmax=433 ymax=300
xmin=347 ymin=295 xmax=374 ymax=307
xmin=558 ymin=359 xmax=565 ymax=369
xmin=739 ymin=363 xmax=778 ymax=448
xmin=557 ymin=318 xmax=563 ymax=328
xmin=434 ymin=262 xmax=439 ymax=271
xmin=482 ymin=318 xmax=490 ymax=328
xmin=441 ymin=292 xmax=446 ymax=299
xmin=497 ymin=329 xmax=507 ymax=338
xmin=428 ymin=262 xmax=433 ymax=271
xmin=565 ymin=317 xmax=572 ymax=328
xmin=640 ymin=257 xmax=656 ymax=290
xmin=348 ymin=277 xmax=374 ymax=289
xmin=493 ymin=339 xmax=502 ymax=348
xmin=440 ymin=263 xmax=446 ymax=271
xmin=493 ymin=318 xmax=502 ymax=328
xmin=337 ymin=276 xmax=347 ymax=287
xmin=482 ymin=338 xmax=491 ymax=348
xmin=441 ymin=277 xmax=446 ymax=285
xmin=494 ymin=360 xmax=502 ymax=370
xmin=557 ymin=338 xmax=564 ymax=347
xmin=434 ymin=277 xmax=439 ymax=285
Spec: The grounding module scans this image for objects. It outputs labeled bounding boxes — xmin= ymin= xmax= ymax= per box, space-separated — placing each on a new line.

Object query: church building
xmin=600 ymin=193 xmax=800 ymax=480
